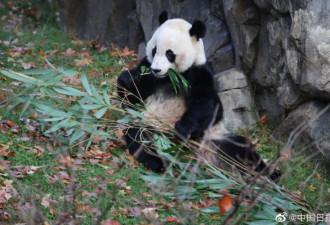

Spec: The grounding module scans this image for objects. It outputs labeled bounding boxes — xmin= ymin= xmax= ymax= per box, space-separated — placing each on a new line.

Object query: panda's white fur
xmin=144 ymin=93 xmax=228 ymax=140
xmin=146 ymin=19 xmax=206 ymax=76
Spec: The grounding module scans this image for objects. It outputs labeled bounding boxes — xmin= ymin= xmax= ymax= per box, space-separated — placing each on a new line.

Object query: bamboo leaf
xmin=126 ymin=108 xmax=145 ymax=118
xmin=45 ymin=117 xmax=71 ymax=134
xmin=94 ymin=107 xmax=107 ymax=118
xmin=54 ymin=86 xmax=85 ymax=96
xmin=69 ymin=129 xmax=85 ymax=145
xmin=101 ymin=86 xmax=110 ymax=105
xmin=33 ymin=102 xmax=71 ymax=117
xmin=117 ymin=114 xmax=134 ymax=123
xmin=22 ymin=69 xmax=55 ymax=75
xmin=45 ymin=58 xmax=56 ymax=69
xmin=42 ymin=117 xmax=66 ymax=122
xmin=167 ymin=69 xmax=189 ymax=94
xmin=91 ymin=84 xmax=104 ymax=104
xmin=80 ymin=104 xmax=104 ymax=110
xmin=80 ymin=72 xmax=92 ymax=95
xmin=176 ymin=72 xmax=189 ymax=93
xmin=141 ymin=66 xmax=146 ymax=74
xmin=58 ymin=67 xmax=79 ymax=77
xmin=168 ymin=72 xmax=178 ymax=94
xmin=1 ymin=69 xmax=40 ymax=84
xmin=20 ymin=99 xmax=31 ymax=117
xmin=201 ymin=207 xmax=219 ymax=214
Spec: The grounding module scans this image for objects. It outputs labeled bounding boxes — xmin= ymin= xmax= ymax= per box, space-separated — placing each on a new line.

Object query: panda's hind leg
xmin=212 ymin=134 xmax=281 ymax=181
xmin=124 ymin=127 xmax=166 ymax=172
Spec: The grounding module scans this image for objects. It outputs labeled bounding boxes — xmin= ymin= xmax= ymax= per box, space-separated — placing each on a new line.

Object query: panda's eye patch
xmin=166 ymin=49 xmax=176 ymax=63
xmin=152 ymin=46 xmax=157 ymax=57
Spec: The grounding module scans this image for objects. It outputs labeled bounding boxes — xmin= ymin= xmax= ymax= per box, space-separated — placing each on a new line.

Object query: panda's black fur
xmin=117 ymin=11 xmax=281 ymax=181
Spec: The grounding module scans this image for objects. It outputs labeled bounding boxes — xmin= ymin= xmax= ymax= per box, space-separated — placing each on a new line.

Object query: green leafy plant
xmin=0 ymin=64 xmax=116 ymax=151
xmin=140 ymin=65 xmax=150 ymax=75
xmin=167 ymin=68 xmax=189 ymax=94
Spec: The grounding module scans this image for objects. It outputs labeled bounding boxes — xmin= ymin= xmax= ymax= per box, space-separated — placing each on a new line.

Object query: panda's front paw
xmin=118 ymin=70 xmax=140 ymax=88
xmin=175 ymin=119 xmax=196 ymax=139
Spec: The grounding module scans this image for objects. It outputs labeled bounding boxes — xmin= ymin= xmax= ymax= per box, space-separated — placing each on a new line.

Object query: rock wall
xmin=58 ymin=0 xmax=330 ymax=161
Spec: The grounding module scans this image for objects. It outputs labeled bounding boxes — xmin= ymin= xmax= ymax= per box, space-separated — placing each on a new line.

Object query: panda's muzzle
xmin=151 ymin=68 xmax=167 ymax=78
xmin=152 ymin=69 xmax=161 ymax=73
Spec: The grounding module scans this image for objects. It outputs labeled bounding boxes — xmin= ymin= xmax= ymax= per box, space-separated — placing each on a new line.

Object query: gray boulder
xmin=215 ymin=68 xmax=256 ymax=130
xmin=273 ymin=101 xmax=330 ymax=160
xmin=57 ymin=0 xmax=143 ymax=49
xmin=222 ymin=0 xmax=260 ymax=71
xmin=287 ymin=1 xmax=330 ymax=99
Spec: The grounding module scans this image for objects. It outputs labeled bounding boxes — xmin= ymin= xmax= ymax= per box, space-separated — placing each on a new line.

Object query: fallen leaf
xmin=61 ymin=48 xmax=76 ymax=56
xmin=80 ymin=52 xmax=90 ymax=58
xmin=21 ymin=61 xmax=35 ymax=70
xmin=62 ymin=75 xmax=81 ymax=85
xmin=142 ymin=207 xmax=159 ymax=220
xmin=101 ymin=220 xmax=120 ymax=225
xmin=4 ymin=120 xmax=17 ymax=127
xmin=130 ymin=207 xmax=141 ymax=217
xmin=41 ymin=194 xmax=51 ymax=208
xmin=4 ymin=179 xmax=13 ymax=187
xmin=122 ymin=46 xmax=135 ymax=57
xmin=24 ymin=7 xmax=42 ymax=19
xmin=294 ymin=191 xmax=303 ymax=198
xmin=75 ymin=58 xmax=92 ymax=67
xmin=218 ymin=189 xmax=233 ymax=215
xmin=109 ymin=46 xmax=135 ymax=57
xmin=307 ymin=184 xmax=317 ymax=192
xmin=258 ymin=114 xmax=269 ymax=127
xmin=58 ymin=171 xmax=70 ymax=180
xmin=200 ymin=199 xmax=216 ymax=207
xmin=167 ymin=217 xmax=180 ymax=223
xmin=114 ymin=127 xmax=126 ymax=145
xmin=280 ymin=148 xmax=292 ymax=160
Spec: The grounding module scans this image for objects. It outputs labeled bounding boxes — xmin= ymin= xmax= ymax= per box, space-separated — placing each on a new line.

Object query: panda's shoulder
xmin=185 ymin=64 xmax=214 ymax=84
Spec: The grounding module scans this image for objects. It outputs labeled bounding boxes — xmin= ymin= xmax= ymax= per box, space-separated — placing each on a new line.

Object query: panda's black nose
xmin=152 ymin=69 xmax=161 ymax=73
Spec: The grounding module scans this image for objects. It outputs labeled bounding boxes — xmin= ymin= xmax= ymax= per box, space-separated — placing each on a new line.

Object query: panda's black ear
xmin=159 ymin=11 xmax=168 ymax=25
xmin=189 ymin=20 xmax=206 ymax=40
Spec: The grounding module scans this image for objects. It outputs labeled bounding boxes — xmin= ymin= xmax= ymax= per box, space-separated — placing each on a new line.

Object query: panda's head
xmin=146 ymin=11 xmax=207 ymax=78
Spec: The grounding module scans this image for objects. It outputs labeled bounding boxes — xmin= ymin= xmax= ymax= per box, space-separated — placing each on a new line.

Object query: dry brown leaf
xmin=114 ymin=127 xmax=126 ymax=145
xmin=142 ymin=207 xmax=159 ymax=220
xmin=307 ymin=184 xmax=317 ymax=192
xmin=101 ymin=220 xmax=120 ymax=225
xmin=167 ymin=217 xmax=180 ymax=223
xmin=258 ymin=114 xmax=269 ymax=127
xmin=24 ymin=7 xmax=42 ymax=19
xmin=294 ymin=191 xmax=303 ymax=198
xmin=21 ymin=61 xmax=35 ymax=70
xmin=75 ymin=58 xmax=92 ymax=67
xmin=41 ymin=194 xmax=51 ymax=208
xmin=62 ymin=75 xmax=81 ymax=85
xmin=218 ymin=189 xmax=233 ymax=215
xmin=61 ymin=48 xmax=76 ymax=56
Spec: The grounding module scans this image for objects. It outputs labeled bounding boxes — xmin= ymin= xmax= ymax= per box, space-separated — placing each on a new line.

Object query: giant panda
xmin=117 ymin=11 xmax=280 ymax=180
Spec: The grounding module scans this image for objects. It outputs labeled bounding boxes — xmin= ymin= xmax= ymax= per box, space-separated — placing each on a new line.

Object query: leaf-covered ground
xmin=0 ymin=1 xmax=329 ymax=225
